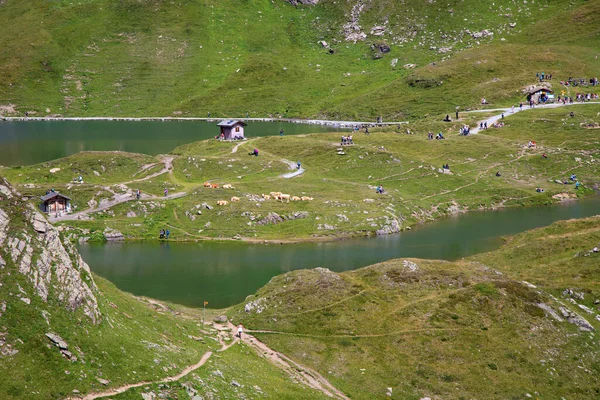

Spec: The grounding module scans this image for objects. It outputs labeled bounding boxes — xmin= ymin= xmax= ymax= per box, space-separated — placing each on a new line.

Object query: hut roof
xmin=525 ymin=86 xmax=554 ymax=95
xmin=217 ymin=120 xmax=247 ymax=127
xmin=40 ymin=192 xmax=71 ymax=202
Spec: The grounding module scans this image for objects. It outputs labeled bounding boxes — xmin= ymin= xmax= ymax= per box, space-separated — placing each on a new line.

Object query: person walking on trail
xmin=164 ymin=188 xmax=168 ymax=197
xmin=136 ymin=189 xmax=141 ymax=200
xmin=297 ymin=161 xmax=301 ymax=170
xmin=237 ymin=324 xmax=244 ymax=339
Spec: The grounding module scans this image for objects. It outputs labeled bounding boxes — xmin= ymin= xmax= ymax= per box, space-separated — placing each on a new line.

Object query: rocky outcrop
xmin=376 ymin=218 xmax=401 ymax=235
xmin=0 ymin=178 xmax=101 ymax=324
xmin=287 ymin=0 xmax=319 ymax=5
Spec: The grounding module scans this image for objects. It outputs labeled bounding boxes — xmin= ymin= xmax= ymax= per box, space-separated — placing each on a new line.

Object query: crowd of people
xmin=560 ymin=77 xmax=598 ymax=87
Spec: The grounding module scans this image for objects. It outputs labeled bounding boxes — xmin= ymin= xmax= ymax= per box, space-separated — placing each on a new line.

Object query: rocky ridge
xmin=0 ymin=178 xmax=101 ymax=324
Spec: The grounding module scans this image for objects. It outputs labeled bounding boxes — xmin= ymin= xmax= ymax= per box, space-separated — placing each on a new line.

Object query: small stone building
xmin=525 ymin=87 xmax=554 ymax=103
xmin=216 ymin=120 xmax=247 ymax=140
xmin=40 ymin=192 xmax=71 ymax=214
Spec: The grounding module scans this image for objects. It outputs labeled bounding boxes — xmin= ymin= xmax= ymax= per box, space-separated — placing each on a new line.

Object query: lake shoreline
xmin=0 ymin=116 xmax=408 ymax=128
xmin=81 ymin=195 xmax=598 ymax=245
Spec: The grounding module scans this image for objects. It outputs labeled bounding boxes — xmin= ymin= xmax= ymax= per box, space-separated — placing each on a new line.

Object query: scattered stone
xmin=390 ymin=58 xmax=398 ymax=67
xmin=214 ymin=315 xmax=228 ymax=323
xmin=256 ymin=212 xmax=284 ymax=226
xmin=402 ymin=260 xmax=418 ymax=272
xmin=49 ymin=168 xmax=61 ymax=174
xmin=212 ymin=369 xmax=224 ymax=379
xmin=97 ymin=378 xmax=110 ymax=386
xmin=403 ymin=63 xmax=416 ymax=69
xmin=537 ymin=303 xmax=564 ymax=322
xmin=559 ymin=307 xmax=595 ymax=331
xmin=386 ymin=387 xmax=393 ymax=396
xmin=376 ymin=219 xmax=401 ymax=236
xmin=45 ymin=332 xmax=69 ymax=350
xmin=245 ymin=298 xmax=267 ymax=314
xmin=103 ymin=228 xmax=124 ymax=241
xmin=141 ymin=392 xmax=156 ymax=400
xmin=126 ymin=211 xmax=137 ymax=218
xmin=231 ymin=380 xmax=242 ymax=387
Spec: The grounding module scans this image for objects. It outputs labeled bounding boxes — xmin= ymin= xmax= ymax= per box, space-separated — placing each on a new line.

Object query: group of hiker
xmin=341 ymin=135 xmax=354 ymax=145
xmin=536 ymin=72 xmax=552 ymax=82
xmin=560 ymin=77 xmax=598 ymax=87
xmin=460 ymin=125 xmax=472 ymax=135
xmin=159 ymin=228 xmax=170 ymax=239
xmin=376 ymin=185 xmax=385 ymax=194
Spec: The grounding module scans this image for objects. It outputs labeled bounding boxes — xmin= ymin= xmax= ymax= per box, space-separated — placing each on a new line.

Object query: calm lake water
xmin=0 ymin=120 xmax=347 ymax=166
xmin=79 ymin=196 xmax=600 ymax=309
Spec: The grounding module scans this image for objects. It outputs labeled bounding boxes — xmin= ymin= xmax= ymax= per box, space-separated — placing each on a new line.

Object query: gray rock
xmin=126 ymin=211 xmax=137 ymax=218
xmin=32 ymin=213 xmax=48 ymax=233
xmin=141 ymin=392 xmax=156 ymax=400
xmin=231 ymin=380 xmax=242 ymax=387
xmin=46 ymin=333 xmax=69 ymax=350
xmin=212 ymin=369 xmax=224 ymax=379
xmin=559 ymin=307 xmax=595 ymax=331
xmin=214 ymin=315 xmax=228 ymax=323
xmin=256 ymin=212 xmax=284 ymax=226
xmin=376 ymin=219 xmax=401 ymax=236
xmin=97 ymin=378 xmax=110 ymax=386
xmin=104 ymin=228 xmax=124 ymax=241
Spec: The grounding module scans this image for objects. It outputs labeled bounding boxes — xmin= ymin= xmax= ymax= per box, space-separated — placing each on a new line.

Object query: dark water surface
xmin=0 ymin=120 xmax=347 ymax=166
xmin=79 ymin=197 xmax=600 ymax=309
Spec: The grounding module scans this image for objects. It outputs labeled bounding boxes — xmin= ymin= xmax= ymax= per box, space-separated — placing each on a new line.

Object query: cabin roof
xmin=526 ymin=87 xmax=554 ymax=95
xmin=216 ymin=120 xmax=247 ymax=127
xmin=40 ymin=192 xmax=71 ymax=202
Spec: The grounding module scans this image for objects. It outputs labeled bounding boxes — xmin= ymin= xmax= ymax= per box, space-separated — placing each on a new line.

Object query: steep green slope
xmin=0 ymin=0 xmax=598 ymax=119
xmin=229 ymin=216 xmax=600 ymax=399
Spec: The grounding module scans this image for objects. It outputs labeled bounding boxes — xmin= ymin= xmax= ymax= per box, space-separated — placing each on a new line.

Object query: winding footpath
xmin=49 ymin=156 xmax=186 ymax=223
xmin=467 ymin=101 xmax=600 ymax=134
xmin=68 ymin=321 xmax=347 ymax=400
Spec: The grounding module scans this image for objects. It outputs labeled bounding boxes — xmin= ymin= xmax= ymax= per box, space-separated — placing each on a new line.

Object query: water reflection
xmin=0 ymin=120 xmax=348 ymax=166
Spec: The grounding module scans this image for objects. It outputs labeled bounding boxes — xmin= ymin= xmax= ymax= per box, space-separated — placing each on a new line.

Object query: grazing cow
xmin=217 ymin=200 xmax=229 ymax=206
xmin=223 ymin=184 xmax=233 ymax=189
xmin=262 ymin=194 xmax=271 ymax=200
xmin=203 ymin=182 xmax=211 ymax=188
xmin=300 ymin=196 xmax=313 ymax=201
xmin=211 ymin=183 xmax=220 ymax=189
xmin=291 ymin=196 xmax=301 ymax=201
xmin=231 ymin=196 xmax=240 ymax=202
xmin=270 ymin=191 xmax=282 ymax=198
xmin=279 ymin=194 xmax=291 ymax=203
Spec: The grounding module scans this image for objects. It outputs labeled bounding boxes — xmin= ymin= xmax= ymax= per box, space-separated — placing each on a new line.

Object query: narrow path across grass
xmin=468 ymin=101 xmax=600 ymax=134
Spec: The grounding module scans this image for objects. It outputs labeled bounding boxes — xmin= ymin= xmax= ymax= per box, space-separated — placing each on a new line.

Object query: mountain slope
xmin=0 ymin=0 xmax=598 ymax=119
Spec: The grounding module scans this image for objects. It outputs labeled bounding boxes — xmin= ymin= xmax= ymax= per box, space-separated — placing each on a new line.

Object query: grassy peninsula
xmin=2 ymin=105 xmax=599 ymax=242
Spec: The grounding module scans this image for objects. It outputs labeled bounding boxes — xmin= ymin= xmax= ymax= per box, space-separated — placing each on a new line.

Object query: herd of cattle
xmin=203 ymin=182 xmax=313 ymax=206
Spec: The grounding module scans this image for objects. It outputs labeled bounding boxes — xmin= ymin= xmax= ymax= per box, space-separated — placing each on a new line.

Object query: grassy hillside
xmin=229 ymin=216 xmax=600 ymax=399
xmin=0 ymin=0 xmax=599 ymax=119
xmin=3 ymin=105 xmax=599 ymax=241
